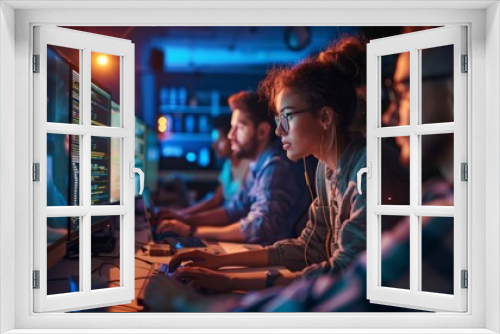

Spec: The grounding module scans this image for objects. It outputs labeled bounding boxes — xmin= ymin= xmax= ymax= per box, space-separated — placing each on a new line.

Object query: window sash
xmin=366 ymin=26 xmax=468 ymax=312
xmin=32 ymin=25 xmax=136 ymax=313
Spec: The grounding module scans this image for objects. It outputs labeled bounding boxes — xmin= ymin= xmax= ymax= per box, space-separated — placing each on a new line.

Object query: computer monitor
xmin=46 ymin=46 xmax=118 ymax=262
xmin=68 ymin=70 xmax=113 ymax=242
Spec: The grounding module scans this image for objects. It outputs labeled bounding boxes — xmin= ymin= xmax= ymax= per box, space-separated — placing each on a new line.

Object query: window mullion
xmin=89 ymin=126 xmax=128 ymax=138
xmin=409 ymin=47 xmax=420 ymax=295
xmin=81 ymin=47 xmax=92 ymax=294
xmin=373 ymin=205 xmax=454 ymax=217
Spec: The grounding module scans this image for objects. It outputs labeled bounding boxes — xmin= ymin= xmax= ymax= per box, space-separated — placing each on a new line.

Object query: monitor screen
xmin=68 ymin=71 xmax=112 ymax=240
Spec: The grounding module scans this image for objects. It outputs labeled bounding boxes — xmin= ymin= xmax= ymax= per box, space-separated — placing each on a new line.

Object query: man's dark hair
xmin=212 ymin=114 xmax=232 ymax=136
xmin=228 ymin=91 xmax=275 ymax=136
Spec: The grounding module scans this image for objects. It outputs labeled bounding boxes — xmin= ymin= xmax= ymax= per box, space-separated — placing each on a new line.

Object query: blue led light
xmin=211 ymin=129 xmax=219 ymax=142
xmin=198 ymin=148 xmax=210 ymax=167
xmin=186 ymin=152 xmax=196 ymax=162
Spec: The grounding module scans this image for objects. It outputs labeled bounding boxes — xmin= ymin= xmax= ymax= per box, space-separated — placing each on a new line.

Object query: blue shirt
xmin=223 ymin=139 xmax=312 ymax=245
xmin=218 ymin=159 xmax=249 ymax=204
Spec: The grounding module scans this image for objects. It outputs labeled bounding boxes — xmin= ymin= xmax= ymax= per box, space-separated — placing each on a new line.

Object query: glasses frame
xmin=275 ymin=107 xmax=315 ymax=133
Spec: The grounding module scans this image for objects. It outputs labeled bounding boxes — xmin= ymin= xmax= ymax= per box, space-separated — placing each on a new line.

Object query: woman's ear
xmin=320 ymin=107 xmax=335 ymax=130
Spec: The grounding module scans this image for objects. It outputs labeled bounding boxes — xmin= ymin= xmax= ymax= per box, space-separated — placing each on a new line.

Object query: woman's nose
xmin=275 ymin=122 xmax=285 ymax=137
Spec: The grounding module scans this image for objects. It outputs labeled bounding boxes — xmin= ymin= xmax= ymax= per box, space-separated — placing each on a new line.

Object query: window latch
xmin=129 ymin=161 xmax=145 ymax=195
xmin=357 ymin=162 xmax=371 ymax=195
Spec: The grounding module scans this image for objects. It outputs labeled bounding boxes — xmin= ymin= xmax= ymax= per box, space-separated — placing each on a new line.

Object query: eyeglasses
xmin=274 ymin=108 xmax=314 ymax=133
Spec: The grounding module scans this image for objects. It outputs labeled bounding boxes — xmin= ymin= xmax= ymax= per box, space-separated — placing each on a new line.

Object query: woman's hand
xmin=169 ymin=249 xmax=224 ymax=271
xmin=156 ymin=219 xmax=191 ymax=237
xmin=173 ymin=267 xmax=234 ymax=293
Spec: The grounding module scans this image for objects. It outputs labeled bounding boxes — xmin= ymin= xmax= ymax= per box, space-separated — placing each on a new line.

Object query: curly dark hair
xmin=258 ymin=36 xmax=366 ymax=134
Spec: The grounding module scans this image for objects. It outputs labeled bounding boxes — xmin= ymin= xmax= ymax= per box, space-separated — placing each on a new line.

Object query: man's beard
xmin=234 ymin=135 xmax=259 ymax=160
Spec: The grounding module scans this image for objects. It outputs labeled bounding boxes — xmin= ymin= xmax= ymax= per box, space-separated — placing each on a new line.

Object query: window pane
xmin=421 ymin=45 xmax=454 ymax=124
xmin=91 ymin=216 xmax=120 ymax=291
xmin=91 ymin=52 xmax=121 ymax=127
xmin=47 ymin=45 xmax=80 ymax=124
xmin=381 ymin=52 xmax=410 ymax=127
xmin=47 ymin=217 xmax=79 ymax=295
xmin=91 ymin=136 xmax=111 ymax=206
xmin=47 ymin=134 xmax=80 ymax=206
xmin=421 ymin=216 xmax=454 ymax=295
xmin=381 ymin=138 xmax=410 ymax=205
xmin=381 ymin=215 xmax=410 ymax=290
xmin=421 ymin=134 xmax=454 ymax=206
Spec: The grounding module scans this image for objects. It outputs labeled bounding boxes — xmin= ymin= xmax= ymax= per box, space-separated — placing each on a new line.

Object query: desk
xmin=47 ymin=215 xmax=290 ymax=312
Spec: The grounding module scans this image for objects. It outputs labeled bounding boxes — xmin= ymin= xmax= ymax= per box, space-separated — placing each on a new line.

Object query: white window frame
xmin=366 ymin=26 xmax=468 ymax=312
xmin=1 ymin=1 xmax=499 ymax=333
xmin=33 ymin=26 xmax=136 ymax=313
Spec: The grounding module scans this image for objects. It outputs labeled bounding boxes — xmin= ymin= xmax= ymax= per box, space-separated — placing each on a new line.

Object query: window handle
xmin=129 ymin=161 xmax=145 ymax=195
xmin=357 ymin=162 xmax=371 ymax=195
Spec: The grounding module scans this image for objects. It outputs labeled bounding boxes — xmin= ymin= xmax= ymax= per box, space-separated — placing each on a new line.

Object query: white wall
xmin=0 ymin=2 xmax=16 ymax=333
xmin=485 ymin=2 xmax=500 ymax=333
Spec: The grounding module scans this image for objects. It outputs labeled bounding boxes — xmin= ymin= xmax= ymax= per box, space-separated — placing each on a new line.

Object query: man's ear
xmin=257 ymin=122 xmax=271 ymax=141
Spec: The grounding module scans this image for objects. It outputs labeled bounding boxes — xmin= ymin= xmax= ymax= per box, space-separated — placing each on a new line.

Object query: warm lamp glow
xmin=97 ymin=54 xmax=108 ymax=65
xmin=158 ymin=116 xmax=168 ymax=133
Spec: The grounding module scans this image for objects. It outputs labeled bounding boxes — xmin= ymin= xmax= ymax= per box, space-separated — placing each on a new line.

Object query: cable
xmin=303 ymin=157 xmax=315 ymax=203
xmin=303 ymin=131 xmax=325 ymax=268
xmin=324 ymin=129 xmax=338 ymax=259
xmin=135 ymin=257 xmax=155 ymax=266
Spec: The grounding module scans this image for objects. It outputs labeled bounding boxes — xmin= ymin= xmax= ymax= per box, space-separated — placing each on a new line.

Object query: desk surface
xmin=47 ymin=216 xmax=289 ymax=312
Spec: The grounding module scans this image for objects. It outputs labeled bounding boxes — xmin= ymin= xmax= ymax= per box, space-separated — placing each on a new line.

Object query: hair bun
xmin=317 ymin=36 xmax=366 ymax=88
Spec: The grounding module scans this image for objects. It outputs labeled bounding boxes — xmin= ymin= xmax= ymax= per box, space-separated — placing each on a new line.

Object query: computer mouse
xmin=158 ymin=263 xmax=169 ymax=274
xmin=166 ymin=263 xmax=183 ymax=276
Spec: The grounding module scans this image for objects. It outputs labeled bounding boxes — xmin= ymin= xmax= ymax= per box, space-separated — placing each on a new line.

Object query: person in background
xmin=153 ymin=36 xmax=379 ymax=294
xmin=159 ymin=114 xmax=249 ymax=221
xmin=228 ymin=33 xmax=456 ymax=311
xmin=144 ymin=28 xmax=453 ymax=312
xmin=155 ymin=91 xmax=313 ymax=245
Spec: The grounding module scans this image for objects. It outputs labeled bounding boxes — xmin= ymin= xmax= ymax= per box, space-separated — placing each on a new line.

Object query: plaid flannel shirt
xmin=233 ymin=177 xmax=453 ymax=312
